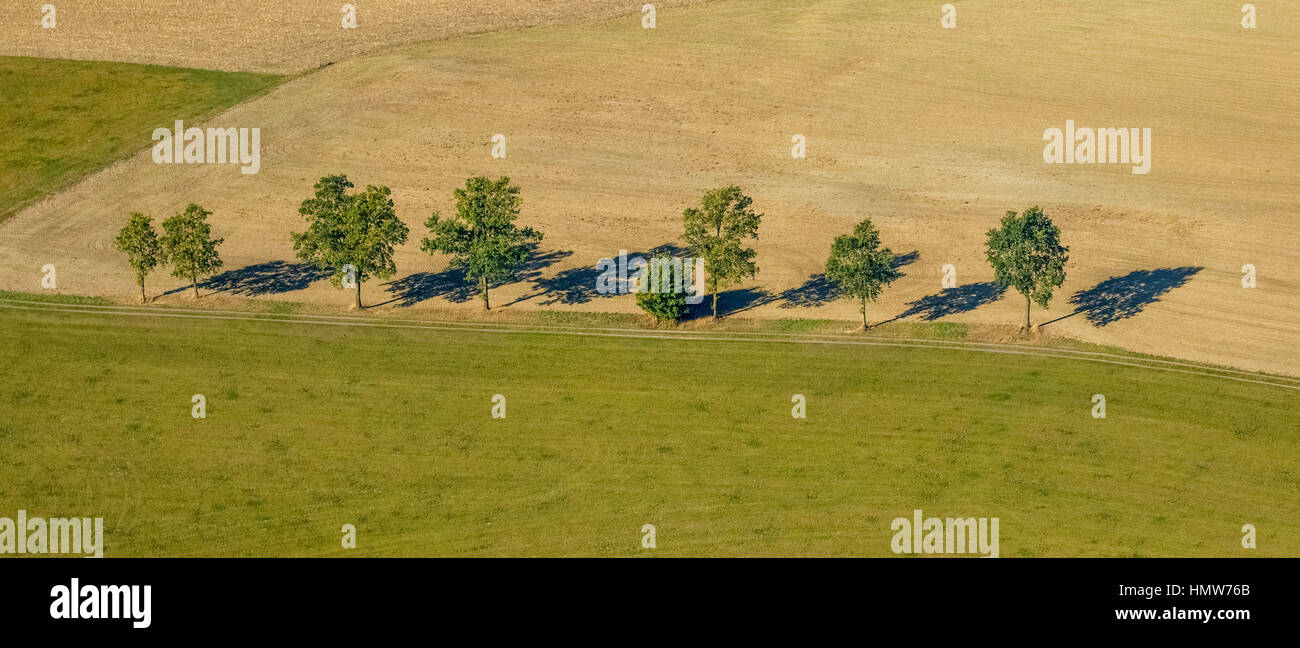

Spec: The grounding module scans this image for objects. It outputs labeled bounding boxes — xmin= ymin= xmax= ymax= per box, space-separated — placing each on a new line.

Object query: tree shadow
xmin=384 ymin=245 xmax=573 ymax=308
xmin=891 ymin=250 xmax=920 ymax=271
xmin=691 ymin=287 xmax=777 ymax=319
xmin=532 ymin=265 xmax=605 ymax=306
xmin=381 ymin=267 xmax=477 ymax=307
xmin=169 ymin=260 xmax=330 ymax=297
xmin=522 ymin=244 xmax=691 ymax=307
xmin=774 ymin=251 xmax=916 ymax=310
xmin=895 ymin=281 xmax=1007 ymax=321
xmin=516 ymin=245 xmax=574 ymax=282
xmin=778 ymin=274 xmax=839 ymax=309
xmin=1066 ymin=267 xmax=1202 ymax=326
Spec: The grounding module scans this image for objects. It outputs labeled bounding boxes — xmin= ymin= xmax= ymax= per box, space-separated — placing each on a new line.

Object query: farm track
xmin=4 ymin=297 xmax=1298 ymax=392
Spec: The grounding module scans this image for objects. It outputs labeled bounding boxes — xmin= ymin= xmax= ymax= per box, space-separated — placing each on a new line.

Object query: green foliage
xmin=682 ymin=186 xmax=762 ymax=318
xmin=636 ymin=255 xmax=690 ymax=324
xmin=112 ymin=212 xmax=163 ymax=303
xmin=160 ymin=204 xmax=224 ymax=298
xmin=824 ymin=218 xmax=901 ymax=329
xmin=421 ymin=176 xmax=542 ymax=310
xmin=985 ymin=206 xmax=1069 ymax=327
xmin=291 ymin=174 xmax=410 ymax=308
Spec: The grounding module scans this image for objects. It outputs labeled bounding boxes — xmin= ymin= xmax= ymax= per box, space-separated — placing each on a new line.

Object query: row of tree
xmin=823 ymin=205 xmax=1068 ymax=330
xmin=113 ymin=204 xmax=224 ymax=302
xmin=112 ymin=175 xmax=544 ymax=311
xmin=635 ymin=186 xmax=1069 ymax=332
xmin=113 ymin=176 xmax=1068 ymax=332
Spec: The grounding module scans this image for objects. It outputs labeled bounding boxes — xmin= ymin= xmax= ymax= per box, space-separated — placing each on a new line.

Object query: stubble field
xmin=1 ymin=0 xmax=1295 ymax=374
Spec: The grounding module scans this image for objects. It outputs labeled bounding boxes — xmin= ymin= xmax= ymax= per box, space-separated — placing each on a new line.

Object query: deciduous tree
xmin=420 ymin=176 xmax=542 ymax=311
xmin=636 ymin=254 xmax=690 ymax=324
xmin=113 ymin=212 xmax=163 ymax=303
xmin=824 ymin=218 xmax=901 ymax=329
xmin=292 ymin=174 xmax=410 ymax=309
xmin=682 ymin=186 xmax=762 ymax=318
xmin=985 ymin=206 xmax=1069 ymax=330
xmin=161 ymin=204 xmax=223 ymax=299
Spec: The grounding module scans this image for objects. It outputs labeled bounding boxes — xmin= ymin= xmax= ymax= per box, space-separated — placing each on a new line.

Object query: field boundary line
xmin=3 ymin=296 xmax=1295 ymax=385
xmin=4 ymin=300 xmax=1299 ymax=392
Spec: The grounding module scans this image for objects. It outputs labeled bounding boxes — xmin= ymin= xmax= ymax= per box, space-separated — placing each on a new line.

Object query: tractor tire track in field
xmin=4 ymin=298 xmax=1298 ymax=392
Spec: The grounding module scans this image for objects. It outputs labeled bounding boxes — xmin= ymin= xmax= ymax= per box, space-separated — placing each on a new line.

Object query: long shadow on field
xmin=692 ymin=287 xmax=777 ymax=318
xmin=171 ymin=260 xmax=330 ymax=297
xmin=894 ymin=281 xmax=1008 ymax=321
xmin=776 ymin=251 xmax=918 ymax=310
xmin=381 ymin=267 xmax=477 ymax=307
xmin=516 ymin=245 xmax=574 ymax=283
xmin=891 ymin=250 xmax=920 ymax=273
xmin=1062 ymin=267 xmax=1202 ymax=327
xmin=385 ymin=245 xmax=574 ymax=308
xmin=530 ymin=265 xmax=604 ymax=306
xmin=520 ymin=244 xmax=690 ymax=306
xmin=777 ymin=274 xmax=839 ymax=309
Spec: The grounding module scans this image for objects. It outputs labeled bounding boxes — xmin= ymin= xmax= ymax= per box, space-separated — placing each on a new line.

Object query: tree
xmin=682 ymin=186 xmax=762 ymax=318
xmin=291 ymin=174 xmax=409 ymax=309
xmin=636 ymin=254 xmax=690 ymax=325
xmin=984 ymin=206 xmax=1069 ymax=330
xmin=113 ymin=212 xmax=163 ymax=303
xmin=824 ymin=218 xmax=901 ymax=330
xmin=161 ymin=204 xmax=224 ymax=299
xmin=421 ymin=176 xmax=542 ymax=311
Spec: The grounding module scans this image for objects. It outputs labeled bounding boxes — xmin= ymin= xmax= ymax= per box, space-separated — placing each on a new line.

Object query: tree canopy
xmin=985 ymin=206 xmax=1069 ymax=329
xmin=160 ymin=203 xmax=223 ymax=299
xmin=824 ymin=218 xmax=901 ymax=329
xmin=421 ymin=176 xmax=542 ymax=311
xmin=291 ymin=174 xmax=409 ymax=309
xmin=636 ymin=254 xmax=691 ymax=325
xmin=682 ymin=186 xmax=762 ymax=318
xmin=113 ymin=211 xmax=163 ymax=303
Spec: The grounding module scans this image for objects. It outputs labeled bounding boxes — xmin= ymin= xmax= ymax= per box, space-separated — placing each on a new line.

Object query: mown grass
xmin=0 ymin=56 xmax=282 ymax=222
xmin=1 ymin=302 xmax=1296 ymax=557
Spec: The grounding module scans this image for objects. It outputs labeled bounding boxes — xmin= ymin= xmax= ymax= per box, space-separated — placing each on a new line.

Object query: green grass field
xmin=1 ymin=295 xmax=1296 ymax=557
xmin=0 ymin=57 xmax=281 ymax=222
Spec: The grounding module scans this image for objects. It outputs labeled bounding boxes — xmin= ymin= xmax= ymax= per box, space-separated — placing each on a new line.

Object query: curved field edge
xmin=0 ymin=296 xmax=1295 ymax=557
xmin=0 ymin=56 xmax=283 ymax=223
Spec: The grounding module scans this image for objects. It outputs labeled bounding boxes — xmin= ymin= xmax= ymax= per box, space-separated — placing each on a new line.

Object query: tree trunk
xmin=862 ymin=297 xmax=868 ymax=330
xmin=711 ymin=220 xmax=721 ymax=319
xmin=355 ymin=278 xmax=363 ymax=310
xmin=140 ymin=279 xmax=146 ymax=304
xmin=191 ymin=268 xmax=199 ymax=299
xmin=482 ymin=277 xmax=490 ymax=311
xmin=1025 ymin=295 xmax=1031 ymax=331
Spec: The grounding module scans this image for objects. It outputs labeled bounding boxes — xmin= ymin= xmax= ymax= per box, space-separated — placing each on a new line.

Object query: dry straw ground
xmin=0 ymin=0 xmax=706 ymax=74
xmin=1 ymin=0 xmax=1297 ymax=375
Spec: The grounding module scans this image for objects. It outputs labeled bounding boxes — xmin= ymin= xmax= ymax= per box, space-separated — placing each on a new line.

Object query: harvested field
xmin=0 ymin=0 xmax=705 ymax=74
xmin=1 ymin=0 xmax=1297 ymax=375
